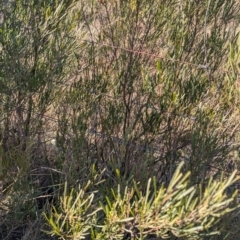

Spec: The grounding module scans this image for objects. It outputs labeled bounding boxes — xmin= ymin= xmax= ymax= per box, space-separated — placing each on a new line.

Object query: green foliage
xmin=44 ymin=162 xmax=240 ymax=239
xmin=0 ymin=0 xmax=240 ymax=239
xmin=43 ymin=181 xmax=98 ymax=240
xmin=0 ymin=0 xmax=82 ymax=163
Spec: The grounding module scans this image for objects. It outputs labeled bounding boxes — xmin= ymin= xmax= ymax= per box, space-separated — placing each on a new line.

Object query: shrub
xmin=0 ymin=0 xmax=240 ymax=239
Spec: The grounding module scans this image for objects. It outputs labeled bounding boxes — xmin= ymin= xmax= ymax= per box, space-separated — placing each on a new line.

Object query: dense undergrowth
xmin=0 ymin=0 xmax=240 ymax=239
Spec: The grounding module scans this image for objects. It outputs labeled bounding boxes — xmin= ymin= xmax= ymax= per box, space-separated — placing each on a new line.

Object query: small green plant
xmin=44 ymin=162 xmax=240 ymax=240
xmin=43 ymin=181 xmax=99 ymax=240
